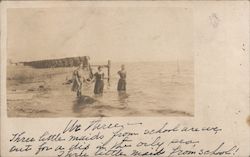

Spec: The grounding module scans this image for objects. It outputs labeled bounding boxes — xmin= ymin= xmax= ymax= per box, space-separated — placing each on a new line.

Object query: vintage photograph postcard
xmin=1 ymin=1 xmax=249 ymax=157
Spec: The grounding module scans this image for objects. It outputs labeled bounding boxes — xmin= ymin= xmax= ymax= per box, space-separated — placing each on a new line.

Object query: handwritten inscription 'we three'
xmin=8 ymin=119 xmax=239 ymax=157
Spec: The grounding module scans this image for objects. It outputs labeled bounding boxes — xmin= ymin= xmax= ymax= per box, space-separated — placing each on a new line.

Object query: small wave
xmin=91 ymin=104 xmax=127 ymax=111
xmin=74 ymin=95 xmax=97 ymax=105
xmin=17 ymin=108 xmax=53 ymax=114
xmin=150 ymin=109 xmax=193 ymax=117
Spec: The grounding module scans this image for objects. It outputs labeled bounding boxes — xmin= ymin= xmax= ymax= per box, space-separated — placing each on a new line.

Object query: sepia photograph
xmin=2 ymin=1 xmax=250 ymax=157
xmin=6 ymin=7 xmax=194 ymax=117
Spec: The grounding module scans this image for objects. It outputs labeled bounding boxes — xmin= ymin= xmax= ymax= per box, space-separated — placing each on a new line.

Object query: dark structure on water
xmin=20 ymin=56 xmax=111 ymax=84
xmin=22 ymin=56 xmax=90 ymax=69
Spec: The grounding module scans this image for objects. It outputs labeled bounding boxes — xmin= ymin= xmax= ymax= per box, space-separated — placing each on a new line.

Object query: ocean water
xmin=93 ymin=61 xmax=194 ymax=117
xmin=7 ymin=61 xmax=194 ymax=117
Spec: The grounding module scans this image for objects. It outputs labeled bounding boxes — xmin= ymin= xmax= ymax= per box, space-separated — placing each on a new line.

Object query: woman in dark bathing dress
xmin=117 ymin=65 xmax=126 ymax=91
xmin=93 ymin=66 xmax=105 ymax=95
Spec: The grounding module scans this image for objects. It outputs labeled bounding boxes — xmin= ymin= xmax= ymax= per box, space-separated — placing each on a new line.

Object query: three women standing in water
xmin=72 ymin=63 xmax=126 ymax=97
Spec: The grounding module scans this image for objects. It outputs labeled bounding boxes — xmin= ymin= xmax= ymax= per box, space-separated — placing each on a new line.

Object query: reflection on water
xmin=118 ymin=92 xmax=129 ymax=107
xmin=72 ymin=95 xmax=97 ymax=113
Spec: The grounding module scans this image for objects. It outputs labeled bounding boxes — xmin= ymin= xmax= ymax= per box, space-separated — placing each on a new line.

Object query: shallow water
xmin=7 ymin=61 xmax=194 ymax=117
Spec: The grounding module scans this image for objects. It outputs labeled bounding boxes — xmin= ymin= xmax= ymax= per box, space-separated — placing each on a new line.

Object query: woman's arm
xmin=75 ymin=71 xmax=82 ymax=85
xmin=102 ymin=73 xmax=105 ymax=79
xmin=88 ymin=73 xmax=96 ymax=83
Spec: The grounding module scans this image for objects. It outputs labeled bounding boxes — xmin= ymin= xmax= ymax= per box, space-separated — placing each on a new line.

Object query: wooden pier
xmin=18 ymin=56 xmax=111 ymax=84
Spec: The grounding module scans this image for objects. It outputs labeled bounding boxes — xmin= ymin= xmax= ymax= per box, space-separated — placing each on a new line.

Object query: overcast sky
xmin=7 ymin=7 xmax=193 ymax=62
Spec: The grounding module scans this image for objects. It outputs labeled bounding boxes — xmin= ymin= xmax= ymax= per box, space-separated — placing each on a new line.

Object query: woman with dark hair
xmin=117 ymin=64 xmax=126 ymax=91
xmin=93 ymin=66 xmax=105 ymax=95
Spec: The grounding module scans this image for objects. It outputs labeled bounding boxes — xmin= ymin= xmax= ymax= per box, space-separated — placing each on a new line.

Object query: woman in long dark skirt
xmin=93 ymin=66 xmax=105 ymax=95
xmin=117 ymin=64 xmax=126 ymax=91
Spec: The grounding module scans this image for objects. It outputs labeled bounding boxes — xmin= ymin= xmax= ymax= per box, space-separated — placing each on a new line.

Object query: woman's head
xmin=98 ymin=66 xmax=103 ymax=71
xmin=78 ymin=63 xmax=83 ymax=69
xmin=121 ymin=64 xmax=125 ymax=70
